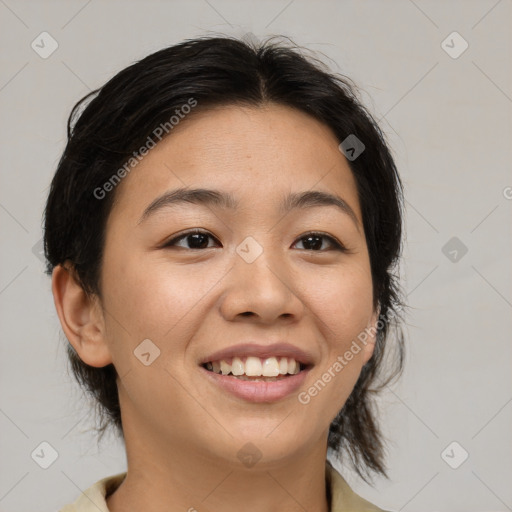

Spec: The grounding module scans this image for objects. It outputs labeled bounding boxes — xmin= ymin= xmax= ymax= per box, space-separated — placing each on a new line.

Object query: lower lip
xmin=199 ymin=366 xmax=311 ymax=403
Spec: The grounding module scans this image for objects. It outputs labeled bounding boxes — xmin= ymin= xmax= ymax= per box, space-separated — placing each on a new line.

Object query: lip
xmin=199 ymin=365 xmax=312 ymax=403
xmin=199 ymin=342 xmax=315 ymax=366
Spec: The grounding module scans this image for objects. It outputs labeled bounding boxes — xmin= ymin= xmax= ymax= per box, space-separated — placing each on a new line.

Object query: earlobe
xmin=51 ymin=264 xmax=113 ymax=368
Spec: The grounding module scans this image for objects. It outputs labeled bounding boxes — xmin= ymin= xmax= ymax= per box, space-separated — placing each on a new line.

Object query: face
xmin=87 ymin=103 xmax=377 ymax=465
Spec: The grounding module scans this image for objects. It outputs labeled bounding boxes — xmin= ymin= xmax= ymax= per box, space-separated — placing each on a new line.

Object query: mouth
xmin=201 ymin=356 xmax=311 ymax=381
xmin=199 ymin=355 xmax=313 ymax=403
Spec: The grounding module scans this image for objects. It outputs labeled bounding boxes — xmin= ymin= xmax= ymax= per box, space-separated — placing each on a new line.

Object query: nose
xmin=218 ymin=246 xmax=305 ymax=325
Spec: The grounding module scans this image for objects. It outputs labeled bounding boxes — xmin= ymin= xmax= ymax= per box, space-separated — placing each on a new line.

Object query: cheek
xmin=300 ymin=260 xmax=374 ymax=336
xmin=99 ymin=256 xmax=223 ymax=423
xmin=296 ymin=262 xmax=374 ymax=413
xmin=101 ymin=252 xmax=228 ymax=349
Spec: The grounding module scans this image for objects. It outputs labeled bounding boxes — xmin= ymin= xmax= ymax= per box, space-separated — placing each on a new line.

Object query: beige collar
xmin=60 ymin=461 xmax=387 ymax=511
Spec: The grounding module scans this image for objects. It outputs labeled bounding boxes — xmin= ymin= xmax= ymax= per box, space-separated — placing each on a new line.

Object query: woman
xmin=45 ymin=34 xmax=404 ymax=512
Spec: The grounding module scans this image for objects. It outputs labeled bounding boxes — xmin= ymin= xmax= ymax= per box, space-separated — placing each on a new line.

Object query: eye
xmin=293 ymin=232 xmax=346 ymax=252
xmin=161 ymin=230 xmax=346 ymax=252
xmin=162 ymin=229 xmax=220 ymax=250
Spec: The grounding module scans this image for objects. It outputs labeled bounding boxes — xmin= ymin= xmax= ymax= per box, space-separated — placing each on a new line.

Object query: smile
xmin=200 ymin=357 xmax=312 ymax=403
xmin=202 ymin=356 xmax=305 ymax=379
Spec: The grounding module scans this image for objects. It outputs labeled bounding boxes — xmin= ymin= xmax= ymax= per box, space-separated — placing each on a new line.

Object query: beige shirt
xmin=59 ymin=460 xmax=388 ymax=511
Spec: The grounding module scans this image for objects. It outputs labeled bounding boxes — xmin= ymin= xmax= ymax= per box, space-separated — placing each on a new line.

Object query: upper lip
xmin=199 ymin=342 xmax=315 ymax=366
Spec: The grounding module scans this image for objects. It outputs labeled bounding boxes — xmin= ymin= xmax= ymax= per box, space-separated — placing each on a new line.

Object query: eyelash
xmin=162 ymin=229 xmax=346 ymax=252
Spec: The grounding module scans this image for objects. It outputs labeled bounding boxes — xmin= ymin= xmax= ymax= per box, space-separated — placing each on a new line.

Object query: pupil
xmin=304 ymin=236 xmax=322 ymax=250
xmin=188 ymin=233 xmax=209 ymax=249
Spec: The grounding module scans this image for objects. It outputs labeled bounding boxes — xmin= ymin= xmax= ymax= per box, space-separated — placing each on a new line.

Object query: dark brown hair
xmin=43 ymin=34 xmax=405 ymax=483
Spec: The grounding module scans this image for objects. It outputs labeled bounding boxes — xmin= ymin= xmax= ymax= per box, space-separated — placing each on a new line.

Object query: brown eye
xmin=163 ymin=230 xmax=219 ymax=250
xmin=293 ymin=232 xmax=345 ymax=251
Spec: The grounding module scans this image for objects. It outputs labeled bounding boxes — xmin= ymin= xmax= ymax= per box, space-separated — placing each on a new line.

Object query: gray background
xmin=1 ymin=1 xmax=511 ymax=511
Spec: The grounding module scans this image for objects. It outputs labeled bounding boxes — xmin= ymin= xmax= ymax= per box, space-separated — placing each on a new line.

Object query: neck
xmin=107 ymin=412 xmax=330 ymax=512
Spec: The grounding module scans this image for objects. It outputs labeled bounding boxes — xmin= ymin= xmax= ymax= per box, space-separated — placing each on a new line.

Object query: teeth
xmin=204 ymin=356 xmax=302 ymax=377
xmin=231 ymin=356 xmax=244 ymax=376
xmin=229 ymin=375 xmax=282 ymax=382
xmin=287 ymin=358 xmax=297 ymax=374
xmin=262 ymin=357 xmax=280 ymax=377
xmin=245 ymin=356 xmax=262 ymax=376
xmin=220 ymin=360 xmax=231 ymax=375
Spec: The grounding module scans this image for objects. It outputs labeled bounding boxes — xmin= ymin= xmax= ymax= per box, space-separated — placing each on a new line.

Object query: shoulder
xmin=58 ymin=472 xmax=126 ymax=512
xmin=326 ymin=460 xmax=392 ymax=512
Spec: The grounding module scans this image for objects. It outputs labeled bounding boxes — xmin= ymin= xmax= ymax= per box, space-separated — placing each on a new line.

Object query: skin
xmin=52 ymin=103 xmax=378 ymax=512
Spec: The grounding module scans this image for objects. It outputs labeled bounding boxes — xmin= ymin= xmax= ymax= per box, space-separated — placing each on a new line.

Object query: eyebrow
xmin=137 ymin=187 xmax=360 ymax=229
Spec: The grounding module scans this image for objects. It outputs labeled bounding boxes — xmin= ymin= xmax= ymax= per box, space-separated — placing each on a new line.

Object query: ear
xmin=51 ymin=263 xmax=113 ymax=367
xmin=361 ymin=306 xmax=380 ymax=365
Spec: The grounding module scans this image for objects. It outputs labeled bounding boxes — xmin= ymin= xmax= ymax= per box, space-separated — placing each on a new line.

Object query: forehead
xmin=109 ymin=103 xmax=361 ymax=223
